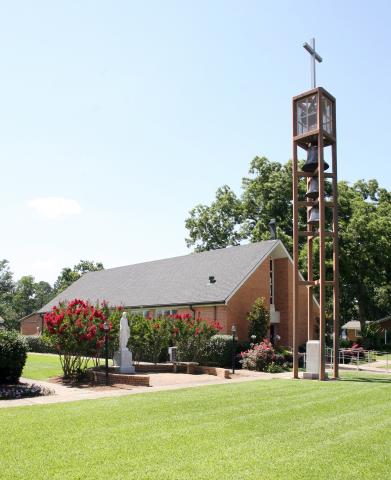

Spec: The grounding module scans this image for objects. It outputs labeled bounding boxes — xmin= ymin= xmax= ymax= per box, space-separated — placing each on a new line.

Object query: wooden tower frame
xmin=292 ymin=86 xmax=339 ymax=380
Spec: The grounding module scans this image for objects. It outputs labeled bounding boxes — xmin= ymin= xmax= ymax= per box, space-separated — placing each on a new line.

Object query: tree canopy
xmin=185 ymin=156 xmax=391 ymax=325
xmin=53 ymin=260 xmax=104 ymax=294
xmin=0 ymin=259 xmax=104 ymax=330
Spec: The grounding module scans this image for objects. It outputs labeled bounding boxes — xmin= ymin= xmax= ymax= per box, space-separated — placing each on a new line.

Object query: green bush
xmin=127 ymin=313 xmax=223 ymax=364
xmin=361 ymin=323 xmax=383 ymax=350
xmin=339 ymin=339 xmax=351 ymax=349
xmin=128 ymin=314 xmax=171 ymax=364
xmin=173 ymin=315 xmax=222 ymax=363
xmin=265 ymin=362 xmax=285 ymax=373
xmin=0 ymin=331 xmax=28 ymax=384
xmin=247 ymin=297 xmax=269 ymax=340
xmin=203 ymin=335 xmax=233 ymax=367
xmin=22 ymin=334 xmax=56 ymax=353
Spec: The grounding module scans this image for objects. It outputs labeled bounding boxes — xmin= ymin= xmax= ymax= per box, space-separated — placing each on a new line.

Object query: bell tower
xmin=292 ymin=39 xmax=339 ymax=380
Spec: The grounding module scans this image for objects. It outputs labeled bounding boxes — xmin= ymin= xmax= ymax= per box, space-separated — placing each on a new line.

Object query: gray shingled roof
xmin=341 ymin=320 xmax=361 ymax=330
xmin=39 ymin=240 xmax=280 ymax=313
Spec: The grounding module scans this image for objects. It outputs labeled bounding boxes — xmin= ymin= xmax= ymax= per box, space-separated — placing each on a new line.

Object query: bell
xmin=308 ymin=207 xmax=320 ymax=224
xmin=302 ymin=146 xmax=329 ymax=172
xmin=305 ymin=177 xmax=319 ymax=199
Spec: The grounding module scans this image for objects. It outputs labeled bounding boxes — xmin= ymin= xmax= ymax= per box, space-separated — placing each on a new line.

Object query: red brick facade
xmin=20 ymin=313 xmax=43 ymax=336
xmin=174 ymin=256 xmax=317 ymax=347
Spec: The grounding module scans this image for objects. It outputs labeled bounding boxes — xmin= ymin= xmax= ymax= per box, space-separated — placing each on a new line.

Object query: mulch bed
xmin=0 ymin=382 xmax=54 ymax=400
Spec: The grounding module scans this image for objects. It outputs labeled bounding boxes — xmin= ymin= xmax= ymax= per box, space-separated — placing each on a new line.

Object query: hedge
xmin=0 ymin=331 xmax=28 ymax=384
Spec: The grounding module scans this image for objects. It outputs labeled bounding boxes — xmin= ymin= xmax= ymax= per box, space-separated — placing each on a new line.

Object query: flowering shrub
xmin=44 ymin=299 xmax=113 ymax=378
xmin=240 ymin=339 xmax=283 ymax=372
xmin=171 ymin=313 xmax=223 ymax=362
xmin=126 ymin=312 xmax=222 ymax=364
xmin=126 ymin=314 xmax=171 ymax=364
xmin=45 ymin=300 xmax=224 ymax=372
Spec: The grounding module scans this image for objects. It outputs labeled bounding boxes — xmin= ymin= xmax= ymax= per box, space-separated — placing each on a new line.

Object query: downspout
xmin=189 ymin=305 xmax=196 ymax=319
xmin=40 ymin=313 xmax=44 ymax=334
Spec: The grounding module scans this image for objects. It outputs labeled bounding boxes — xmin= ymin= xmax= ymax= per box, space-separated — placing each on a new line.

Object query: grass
xmin=22 ymin=353 xmax=112 ymax=381
xmin=22 ymin=353 xmax=63 ymax=380
xmin=1 ymin=372 xmax=390 ymax=479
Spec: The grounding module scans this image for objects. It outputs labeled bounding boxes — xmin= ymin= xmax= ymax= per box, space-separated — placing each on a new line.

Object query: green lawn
xmin=22 ymin=353 xmax=63 ymax=380
xmin=1 ymin=373 xmax=390 ymax=479
xmin=22 ymin=353 xmax=112 ymax=381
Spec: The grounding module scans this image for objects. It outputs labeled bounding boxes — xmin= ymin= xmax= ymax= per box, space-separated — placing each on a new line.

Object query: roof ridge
xmin=95 ymin=240 xmax=278 ymax=274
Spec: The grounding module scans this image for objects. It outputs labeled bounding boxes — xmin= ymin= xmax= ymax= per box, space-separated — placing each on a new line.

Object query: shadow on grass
xmin=340 ymin=375 xmax=391 ymax=384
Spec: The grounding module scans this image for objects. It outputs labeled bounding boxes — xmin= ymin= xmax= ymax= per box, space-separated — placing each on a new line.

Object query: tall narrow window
xmin=269 ymin=259 xmax=274 ymax=305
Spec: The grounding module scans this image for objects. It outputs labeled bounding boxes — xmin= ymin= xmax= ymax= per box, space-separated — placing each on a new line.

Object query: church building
xmin=35 ymin=240 xmax=318 ymax=346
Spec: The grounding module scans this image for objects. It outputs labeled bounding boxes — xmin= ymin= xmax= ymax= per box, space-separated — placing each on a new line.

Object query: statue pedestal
xmin=114 ymin=348 xmax=135 ymax=374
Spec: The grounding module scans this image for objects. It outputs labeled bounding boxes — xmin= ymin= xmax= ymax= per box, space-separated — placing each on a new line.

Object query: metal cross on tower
xmin=303 ymin=38 xmax=322 ymax=89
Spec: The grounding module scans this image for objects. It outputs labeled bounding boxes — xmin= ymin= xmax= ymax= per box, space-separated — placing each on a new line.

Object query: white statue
xmin=115 ymin=311 xmax=135 ymax=374
xmin=119 ymin=312 xmax=130 ymax=350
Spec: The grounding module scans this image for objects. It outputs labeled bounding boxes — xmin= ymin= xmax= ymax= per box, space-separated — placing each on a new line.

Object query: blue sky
xmin=1 ymin=1 xmax=390 ymax=283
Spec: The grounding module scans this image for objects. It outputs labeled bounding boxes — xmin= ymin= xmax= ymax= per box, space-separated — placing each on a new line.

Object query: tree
xmin=12 ymin=276 xmax=37 ymax=319
xmin=44 ymin=299 xmax=113 ymax=378
xmin=241 ymin=157 xmax=295 ymax=250
xmin=338 ymin=180 xmax=391 ymax=323
xmin=53 ymin=260 xmax=104 ymax=294
xmin=0 ymin=260 xmax=14 ymax=297
xmin=247 ymin=297 xmax=269 ymax=341
xmin=185 ymin=156 xmax=391 ymax=326
xmin=34 ymin=281 xmax=53 ymax=309
xmin=12 ymin=277 xmax=53 ymax=320
xmin=185 ymin=185 xmax=242 ymax=252
xmin=0 ymin=260 xmax=17 ymax=330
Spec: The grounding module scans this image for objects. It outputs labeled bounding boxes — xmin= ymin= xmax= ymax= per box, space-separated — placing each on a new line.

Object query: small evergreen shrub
xmin=0 ymin=331 xmax=28 ymax=384
xmin=339 ymin=339 xmax=351 ymax=349
xmin=22 ymin=334 xmax=56 ymax=353
xmin=204 ymin=335 xmax=233 ymax=367
xmin=265 ymin=362 xmax=285 ymax=373
xmin=247 ymin=298 xmax=269 ymax=341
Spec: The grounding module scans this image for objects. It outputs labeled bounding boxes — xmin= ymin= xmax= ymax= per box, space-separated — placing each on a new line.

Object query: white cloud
xmin=27 ymin=197 xmax=81 ymax=219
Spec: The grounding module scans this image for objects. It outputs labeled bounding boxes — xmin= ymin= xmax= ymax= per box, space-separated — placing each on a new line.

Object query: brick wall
xmin=223 ymin=256 xmax=318 ymax=346
xmin=88 ymin=369 xmax=150 ymax=387
xmin=20 ymin=313 xmax=43 ymax=336
xmin=226 ymin=260 xmax=270 ymax=340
